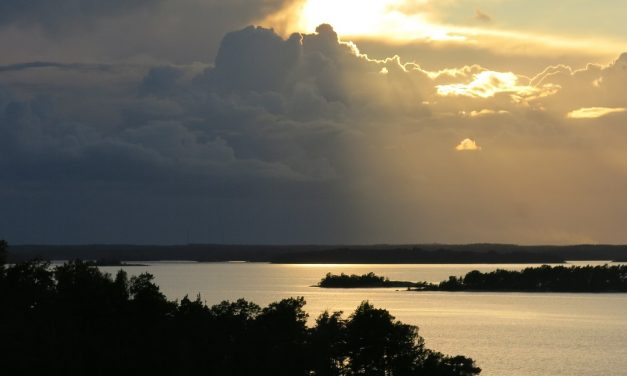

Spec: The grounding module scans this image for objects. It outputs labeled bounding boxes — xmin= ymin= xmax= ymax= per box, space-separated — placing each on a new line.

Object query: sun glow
xmin=297 ymin=0 xmax=463 ymax=41
xmin=260 ymin=0 xmax=627 ymax=56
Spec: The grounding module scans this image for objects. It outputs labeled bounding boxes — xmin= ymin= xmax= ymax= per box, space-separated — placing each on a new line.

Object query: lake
xmin=99 ymin=262 xmax=627 ymax=376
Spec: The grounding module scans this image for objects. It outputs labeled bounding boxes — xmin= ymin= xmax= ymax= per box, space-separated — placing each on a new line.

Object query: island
xmin=94 ymin=259 xmax=147 ymax=267
xmin=317 ymin=272 xmax=421 ymax=288
xmin=318 ymin=265 xmax=627 ymax=292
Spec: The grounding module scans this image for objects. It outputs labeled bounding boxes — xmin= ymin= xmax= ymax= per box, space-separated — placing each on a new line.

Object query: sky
xmin=1 ymin=0 xmax=627 ymax=245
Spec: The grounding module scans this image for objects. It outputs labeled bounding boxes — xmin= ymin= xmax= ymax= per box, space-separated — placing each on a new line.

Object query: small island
xmin=94 ymin=259 xmax=147 ymax=267
xmin=318 ymin=265 xmax=627 ymax=292
xmin=318 ymin=272 xmax=421 ymax=288
xmin=430 ymin=264 xmax=627 ymax=292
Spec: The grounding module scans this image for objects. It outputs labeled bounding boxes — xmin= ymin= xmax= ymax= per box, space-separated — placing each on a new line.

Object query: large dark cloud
xmin=210 ymin=26 xmax=303 ymax=93
xmin=0 ymin=25 xmax=384 ymax=244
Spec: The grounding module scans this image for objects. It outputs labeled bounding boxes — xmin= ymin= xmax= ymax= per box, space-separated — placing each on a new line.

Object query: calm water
xmin=100 ymin=262 xmax=627 ymax=376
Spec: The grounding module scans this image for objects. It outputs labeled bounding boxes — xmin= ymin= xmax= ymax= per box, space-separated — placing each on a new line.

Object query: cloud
xmin=566 ymin=107 xmax=627 ymax=119
xmin=474 ymin=9 xmax=491 ymax=23
xmin=455 ymin=138 xmax=482 ymax=151
xmin=436 ymin=71 xmax=558 ymax=101
xmin=0 ymin=0 xmax=301 ymax=66
xmin=3 ymin=24 xmax=627 ymax=244
xmin=0 ymin=0 xmax=162 ymax=32
xmin=264 ymin=0 xmax=627 ymax=64
xmin=528 ymin=53 xmax=627 ymax=115
xmin=0 ymin=24 xmax=401 ymax=243
xmin=206 ymin=26 xmax=303 ymax=93
xmin=464 ymin=109 xmax=509 ymax=117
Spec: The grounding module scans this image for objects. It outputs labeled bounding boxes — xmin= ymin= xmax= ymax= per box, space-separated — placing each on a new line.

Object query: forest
xmin=0 ymin=241 xmax=480 ymax=375
xmin=433 ymin=265 xmax=627 ymax=292
xmin=319 ymin=265 xmax=627 ymax=292
xmin=318 ymin=272 xmax=418 ymax=288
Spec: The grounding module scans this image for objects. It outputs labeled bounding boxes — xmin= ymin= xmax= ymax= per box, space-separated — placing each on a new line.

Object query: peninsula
xmin=318 ymin=265 xmax=627 ymax=292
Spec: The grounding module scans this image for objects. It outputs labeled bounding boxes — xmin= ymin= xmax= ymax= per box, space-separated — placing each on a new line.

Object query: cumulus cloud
xmin=0 ymin=24 xmax=400 ymax=243
xmin=566 ymin=107 xmax=627 ymax=119
xmin=530 ymin=53 xmax=627 ymax=111
xmin=463 ymin=109 xmax=509 ymax=117
xmin=2 ymin=23 xmax=627 ymax=244
xmin=455 ymin=138 xmax=482 ymax=151
xmin=436 ymin=71 xmax=558 ymax=102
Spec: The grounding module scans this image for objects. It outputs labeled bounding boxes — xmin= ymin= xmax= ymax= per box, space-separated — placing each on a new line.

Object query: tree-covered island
xmin=319 ymin=265 xmax=627 ymax=292
xmin=0 ymin=241 xmax=480 ymax=375
xmin=93 ymin=258 xmax=147 ymax=267
xmin=317 ymin=272 xmax=421 ymax=288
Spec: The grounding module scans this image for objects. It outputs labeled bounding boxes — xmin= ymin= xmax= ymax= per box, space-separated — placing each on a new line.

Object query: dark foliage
xmin=319 ymin=272 xmax=418 ymax=288
xmin=435 ymin=265 xmax=627 ymax=292
xmin=320 ymin=266 xmax=627 ymax=293
xmin=0 ymin=239 xmax=6 ymax=275
xmin=0 ymin=245 xmax=480 ymax=375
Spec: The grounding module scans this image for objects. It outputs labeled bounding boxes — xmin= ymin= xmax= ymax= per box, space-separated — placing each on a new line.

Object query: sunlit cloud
xmin=3 ymin=0 xmax=627 ymax=246
xmin=261 ymin=0 xmax=627 ymax=58
xmin=436 ymin=71 xmax=553 ymax=100
xmin=462 ymin=109 xmax=510 ymax=117
xmin=272 ymin=0 xmax=465 ymax=41
xmin=3 ymin=10 xmax=627 ymax=245
xmin=566 ymin=107 xmax=627 ymax=119
xmin=455 ymin=139 xmax=482 ymax=152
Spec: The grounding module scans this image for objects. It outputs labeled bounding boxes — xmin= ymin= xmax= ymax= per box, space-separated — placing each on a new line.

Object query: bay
xmin=99 ymin=262 xmax=627 ymax=376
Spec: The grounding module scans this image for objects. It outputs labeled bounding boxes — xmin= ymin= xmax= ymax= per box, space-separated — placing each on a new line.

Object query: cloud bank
xmin=1 ymin=22 xmax=627 ymax=245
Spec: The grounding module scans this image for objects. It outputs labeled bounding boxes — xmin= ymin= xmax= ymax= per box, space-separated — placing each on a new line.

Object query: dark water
xmin=100 ymin=262 xmax=627 ymax=376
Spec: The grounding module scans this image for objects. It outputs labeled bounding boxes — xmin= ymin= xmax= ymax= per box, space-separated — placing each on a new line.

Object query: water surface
xmin=100 ymin=262 xmax=627 ymax=376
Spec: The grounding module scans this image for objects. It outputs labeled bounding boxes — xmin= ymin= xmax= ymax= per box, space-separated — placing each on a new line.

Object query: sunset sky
xmin=1 ymin=0 xmax=627 ymax=244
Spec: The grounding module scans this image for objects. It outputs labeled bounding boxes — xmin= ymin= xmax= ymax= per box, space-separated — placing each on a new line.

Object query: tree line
xmin=436 ymin=265 xmax=627 ymax=292
xmin=319 ymin=265 xmax=627 ymax=292
xmin=318 ymin=272 xmax=417 ymax=288
xmin=0 ymin=241 xmax=480 ymax=375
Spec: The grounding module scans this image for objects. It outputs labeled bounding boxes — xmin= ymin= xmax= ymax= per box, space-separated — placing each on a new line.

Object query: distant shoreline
xmin=96 ymin=262 xmax=148 ymax=267
xmin=318 ymin=266 xmax=627 ymax=293
xmin=10 ymin=243 xmax=627 ymax=264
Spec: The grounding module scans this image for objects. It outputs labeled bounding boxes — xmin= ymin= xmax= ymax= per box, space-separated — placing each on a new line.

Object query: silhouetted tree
xmin=207 ymin=298 xmax=261 ymax=375
xmin=439 ymin=276 xmax=464 ymax=291
xmin=113 ymin=269 xmax=130 ymax=301
xmin=345 ymin=301 xmax=428 ymax=375
xmin=438 ymin=265 xmax=627 ymax=292
xmin=309 ymin=311 xmax=347 ymax=376
xmin=0 ymin=239 xmax=7 ymax=269
xmin=0 ymin=259 xmax=56 ymax=374
xmin=128 ymin=272 xmax=175 ymax=316
xmin=319 ymin=272 xmax=417 ymax=288
xmin=253 ymin=297 xmax=309 ymax=376
xmin=0 ymin=245 xmax=481 ymax=376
